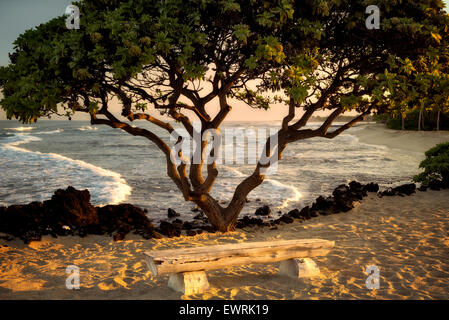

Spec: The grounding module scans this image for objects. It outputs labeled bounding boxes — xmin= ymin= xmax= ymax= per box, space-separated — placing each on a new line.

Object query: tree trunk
xmin=437 ymin=110 xmax=441 ymax=131
xmin=194 ymin=202 xmax=244 ymax=232
xmin=193 ymin=194 xmax=229 ymax=232
xmin=422 ymin=109 xmax=425 ymax=130
xmin=418 ymin=108 xmax=423 ymax=131
xmin=194 ymin=133 xmax=284 ymax=232
xmin=194 ymin=174 xmax=263 ymax=232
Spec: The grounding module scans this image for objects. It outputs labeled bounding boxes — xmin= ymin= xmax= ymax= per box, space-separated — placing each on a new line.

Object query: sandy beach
xmin=0 ymin=124 xmax=448 ymax=300
xmin=355 ymin=122 xmax=449 ymax=154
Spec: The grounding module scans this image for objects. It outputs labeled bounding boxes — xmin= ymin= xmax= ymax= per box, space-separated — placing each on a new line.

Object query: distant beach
xmin=354 ymin=122 xmax=449 ymax=154
xmin=1 ymin=123 xmax=448 ymax=299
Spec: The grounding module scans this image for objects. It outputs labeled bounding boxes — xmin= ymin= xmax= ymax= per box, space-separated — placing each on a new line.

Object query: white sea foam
xmin=221 ymin=165 xmax=247 ymax=177
xmin=3 ymin=127 xmax=35 ymax=132
xmin=0 ymin=133 xmax=132 ymax=205
xmin=36 ymin=129 xmax=64 ymax=135
xmin=218 ymin=165 xmax=302 ymax=209
xmin=265 ymin=178 xmax=303 ymax=209
xmin=4 ymin=134 xmax=42 ymax=150
xmin=79 ymin=126 xmax=98 ymax=131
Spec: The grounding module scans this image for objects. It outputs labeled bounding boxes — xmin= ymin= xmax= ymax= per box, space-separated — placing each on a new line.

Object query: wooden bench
xmin=143 ymin=239 xmax=334 ymax=295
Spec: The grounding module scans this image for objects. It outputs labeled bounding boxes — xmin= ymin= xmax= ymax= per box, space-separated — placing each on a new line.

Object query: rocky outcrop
xmin=235 ymin=216 xmax=265 ymax=228
xmin=158 ymin=221 xmax=181 ymax=238
xmin=378 ymin=183 xmax=416 ymax=197
xmin=97 ymin=204 xmax=160 ymax=240
xmin=255 ymin=205 xmax=271 ymax=216
xmin=159 ymin=181 xmax=426 ymax=232
xmin=167 ymin=208 xmax=180 ymax=218
xmin=235 ymin=181 xmax=380 ymax=230
xmin=44 ymin=186 xmax=98 ymax=227
xmin=0 ymin=181 xmax=430 ymax=243
xmin=0 ymin=186 xmax=160 ymax=243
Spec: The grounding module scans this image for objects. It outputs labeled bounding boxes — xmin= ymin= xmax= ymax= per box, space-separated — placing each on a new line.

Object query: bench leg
xmin=168 ymin=271 xmax=210 ymax=295
xmin=278 ymin=258 xmax=320 ymax=278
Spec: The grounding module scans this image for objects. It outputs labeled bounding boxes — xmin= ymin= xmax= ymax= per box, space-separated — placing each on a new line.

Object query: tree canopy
xmin=1 ymin=0 xmax=448 ymax=231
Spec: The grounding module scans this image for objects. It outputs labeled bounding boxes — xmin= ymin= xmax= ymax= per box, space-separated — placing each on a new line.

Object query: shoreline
xmin=352 ymin=123 xmax=449 ymax=155
xmin=0 ymin=180 xmax=411 ymax=243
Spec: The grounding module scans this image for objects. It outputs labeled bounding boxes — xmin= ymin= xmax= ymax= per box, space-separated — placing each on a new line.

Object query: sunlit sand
xmin=1 ymin=188 xmax=448 ymax=300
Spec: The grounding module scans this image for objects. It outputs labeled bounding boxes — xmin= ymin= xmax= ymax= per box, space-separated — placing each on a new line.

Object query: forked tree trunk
xmin=193 ymin=133 xmax=284 ymax=232
xmin=193 ymin=193 xmax=248 ymax=232
xmin=192 ymin=169 xmax=265 ymax=232
xmin=192 ymin=194 xmax=228 ymax=231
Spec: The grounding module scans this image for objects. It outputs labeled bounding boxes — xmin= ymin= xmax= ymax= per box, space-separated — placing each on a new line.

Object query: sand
xmin=355 ymin=123 xmax=449 ymax=155
xmin=1 ymin=190 xmax=448 ymax=300
xmin=1 ymin=124 xmax=448 ymax=300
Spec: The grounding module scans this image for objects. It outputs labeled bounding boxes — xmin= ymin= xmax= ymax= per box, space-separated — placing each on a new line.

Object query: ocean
xmin=0 ymin=120 xmax=420 ymax=223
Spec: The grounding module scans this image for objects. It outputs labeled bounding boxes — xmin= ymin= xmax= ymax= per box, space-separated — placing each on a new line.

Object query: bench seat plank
xmin=144 ymin=239 xmax=334 ymax=276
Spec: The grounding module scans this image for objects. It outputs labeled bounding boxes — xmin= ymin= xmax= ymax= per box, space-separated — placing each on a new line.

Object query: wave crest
xmin=0 ymin=133 xmax=132 ymax=206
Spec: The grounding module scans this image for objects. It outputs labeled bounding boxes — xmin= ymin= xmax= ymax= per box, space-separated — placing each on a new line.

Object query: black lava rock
xmin=332 ymin=184 xmax=350 ymax=198
xmin=279 ymin=215 xmax=294 ymax=224
xmin=333 ymin=198 xmax=354 ymax=213
xmin=255 ymin=205 xmax=271 ymax=216
xmin=349 ymin=181 xmax=363 ymax=192
xmin=299 ymin=206 xmax=312 ymax=219
xmin=172 ymin=219 xmax=183 ymax=229
xmin=182 ymin=221 xmax=195 ymax=230
xmin=193 ymin=212 xmax=205 ymax=220
xmin=113 ymin=232 xmax=126 ymax=241
xmin=311 ymin=196 xmax=334 ymax=212
xmin=379 ymin=183 xmax=416 ymax=197
xmin=348 ymin=181 xmax=367 ymax=199
xmin=167 ymin=208 xmax=180 ymax=218
xmin=393 ymin=183 xmax=416 ymax=196
xmin=363 ymin=182 xmax=380 ymax=193
xmin=0 ymin=187 xmax=161 ymax=243
xmin=44 ymin=186 xmax=99 ymax=227
xmin=200 ymin=225 xmax=216 ymax=233
xmin=310 ymin=210 xmax=319 ymax=218
xmin=236 ymin=216 xmax=264 ymax=228
xmin=97 ymin=203 xmax=160 ymax=240
xmin=418 ymin=185 xmax=428 ymax=192
xmin=158 ymin=221 xmax=181 ymax=237
xmin=287 ymin=209 xmax=301 ymax=219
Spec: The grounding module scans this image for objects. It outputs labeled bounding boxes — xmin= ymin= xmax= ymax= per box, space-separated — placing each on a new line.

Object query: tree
xmin=1 ymin=0 xmax=448 ymax=231
xmin=380 ymin=5 xmax=449 ymax=132
xmin=414 ymin=142 xmax=449 ymax=187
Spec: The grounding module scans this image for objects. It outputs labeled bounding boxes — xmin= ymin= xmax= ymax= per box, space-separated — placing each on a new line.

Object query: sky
xmin=0 ymin=0 xmax=448 ymax=121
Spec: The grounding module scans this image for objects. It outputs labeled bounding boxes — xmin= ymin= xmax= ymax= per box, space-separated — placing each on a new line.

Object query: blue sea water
xmin=0 ymin=120 xmax=420 ymax=222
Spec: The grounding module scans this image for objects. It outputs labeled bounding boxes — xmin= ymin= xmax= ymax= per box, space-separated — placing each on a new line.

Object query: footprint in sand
xmin=98 ymin=281 xmax=117 ymax=291
xmin=113 ymin=277 xmax=129 ymax=288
